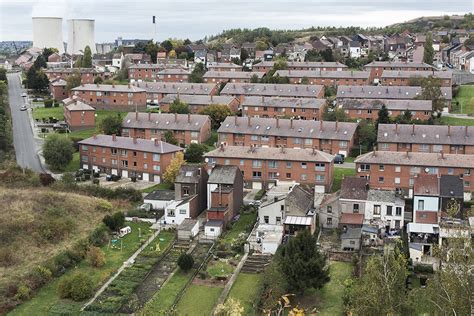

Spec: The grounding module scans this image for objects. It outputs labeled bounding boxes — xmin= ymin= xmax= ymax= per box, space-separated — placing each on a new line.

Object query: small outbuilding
xmin=341 ymin=227 xmax=362 ymax=251
xmin=143 ymin=190 xmax=175 ymax=211
xmin=204 ymin=220 xmax=224 ymax=239
xmin=177 ymin=218 xmax=199 ymax=240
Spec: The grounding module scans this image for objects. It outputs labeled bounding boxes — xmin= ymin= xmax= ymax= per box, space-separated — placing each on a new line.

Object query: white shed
xmin=143 ymin=190 xmax=175 ymax=211
xmin=204 ymin=220 xmax=223 ymax=239
xmin=177 ymin=218 xmax=199 ymax=240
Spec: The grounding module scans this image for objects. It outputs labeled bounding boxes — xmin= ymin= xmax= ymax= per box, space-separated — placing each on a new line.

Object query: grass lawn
xmin=332 ymin=167 xmax=356 ymax=192
xmin=139 ymin=270 xmax=192 ymax=314
xmin=227 ymin=273 xmax=263 ymax=315
xmin=311 ymin=261 xmax=353 ymax=316
xmin=10 ymin=222 xmax=154 ymax=316
xmin=63 ymin=151 xmax=80 ymax=172
xmin=176 ymin=284 xmax=223 ymax=316
xmin=439 ymin=116 xmax=474 ymax=126
xmin=452 ymin=85 xmax=474 ymax=114
xmin=141 ymin=182 xmax=174 ymax=193
xmin=207 ymin=260 xmax=234 ymax=278
xmin=221 ymin=212 xmax=257 ymax=244
xmin=32 ymin=106 xmax=63 ymax=120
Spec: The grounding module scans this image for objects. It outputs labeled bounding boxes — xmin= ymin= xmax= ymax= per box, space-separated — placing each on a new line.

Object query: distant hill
xmin=205 ymin=14 xmax=472 ymax=47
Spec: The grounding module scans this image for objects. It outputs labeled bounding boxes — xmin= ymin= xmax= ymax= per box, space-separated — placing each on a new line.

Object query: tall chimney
xmin=411 ymin=124 xmax=415 ymax=136
xmin=440 ymin=150 xmax=444 ymax=160
xmin=248 ymin=116 xmax=251 ymax=127
xmin=112 ymin=134 xmax=117 ymax=141
xmin=290 ymin=118 xmax=294 ymax=129
xmin=175 ymin=112 xmax=178 ymax=122
xmin=239 ymin=95 xmax=244 ymax=104
xmin=406 ymin=150 xmax=410 ymax=158
xmin=276 ymin=117 xmax=279 ymax=128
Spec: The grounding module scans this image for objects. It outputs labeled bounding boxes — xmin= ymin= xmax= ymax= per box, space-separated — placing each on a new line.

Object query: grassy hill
xmin=0 ymin=188 xmax=112 ymax=287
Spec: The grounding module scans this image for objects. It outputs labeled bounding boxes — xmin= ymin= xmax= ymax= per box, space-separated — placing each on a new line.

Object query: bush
xmin=86 ymin=246 xmax=106 ymax=267
xmin=28 ymin=266 xmax=52 ymax=290
xmin=89 ymin=225 xmax=110 ymax=247
xmin=39 ymin=173 xmax=55 ymax=186
xmin=414 ymin=264 xmax=434 ymax=274
xmin=14 ymin=283 xmax=31 ymax=301
xmin=39 ymin=217 xmax=74 ymax=242
xmin=58 ymin=272 xmax=94 ymax=301
xmin=103 ymin=212 xmax=125 ymax=231
xmin=42 ymin=135 xmax=74 ymax=171
xmin=44 ymin=99 xmax=53 ymax=108
xmin=177 ymin=253 xmax=194 ymax=272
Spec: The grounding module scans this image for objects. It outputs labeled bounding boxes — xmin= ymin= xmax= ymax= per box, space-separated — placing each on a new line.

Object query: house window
xmin=464 ymin=169 xmax=471 ymax=175
xmin=420 ymin=144 xmax=429 ymax=152
xmin=464 ymin=181 xmax=471 ymax=188
xmin=339 ymin=141 xmax=348 ymax=148
xmin=378 ymin=176 xmax=384 ymax=183
xmin=301 ymin=162 xmax=307 ymax=169
xmin=264 ymin=216 xmax=269 ymax=224
xmin=121 ymin=149 xmax=127 ymax=156
xmin=153 ymin=154 xmax=160 ymax=162
xmin=380 ymin=143 xmax=389 ymax=150
xmin=396 ymin=207 xmax=402 ymax=216
xmin=111 ymin=159 xmax=117 ymax=166
xmin=183 ymin=187 xmax=190 ymax=196
xmin=167 ymin=209 xmax=175 ymax=217
xmin=252 ymin=171 xmax=262 ymax=179
xmin=240 ymin=159 xmax=245 ymax=166
xmin=133 ymin=151 xmax=137 ymax=157
xmin=191 ymin=132 xmax=199 ymax=138
xmin=276 ymin=216 xmax=281 ymax=224
xmin=327 ymin=218 xmax=333 ymax=225
xmin=121 ymin=160 xmax=128 ymax=167
xmin=350 ymin=240 xmax=355 ymax=245
xmin=82 ymin=145 xmax=88 ymax=151
xmin=81 ymin=156 xmax=88 ymax=162
xmin=360 ymin=164 xmax=370 ymax=171
xmin=143 ymin=163 xmax=148 ymax=169
xmin=293 ymin=138 xmax=301 ymax=144
xmin=387 ymin=205 xmax=393 ymax=216
xmin=286 ymin=173 xmax=291 ymax=179
xmin=286 ymin=162 xmax=292 ymax=168
xmin=301 ymin=174 xmax=307 ymax=181
xmin=315 ymin=163 xmax=325 ymax=171
xmin=316 ymin=175 xmax=325 ymax=182
xmin=374 ymin=205 xmax=381 ymax=215
xmin=153 ymin=165 xmax=161 ymax=171
xmin=395 ymin=177 xmax=400 ymax=184
xmin=224 ymin=159 xmax=230 ymax=165
xmin=268 ymin=172 xmax=278 ymax=179
xmin=268 ymin=161 xmax=278 ymax=169
xmin=252 ymin=160 xmax=262 ymax=168
xmin=395 ymin=166 xmax=401 ymax=173
xmin=418 ymin=200 xmax=424 ymax=211
xmin=327 ymin=206 xmax=332 ymax=213
xmin=353 ymin=204 xmax=359 ymax=213
xmin=251 ymin=135 xmax=258 ymax=141
xmin=304 ymin=139 xmax=312 ymax=145
xmin=179 ymin=209 xmax=186 ymax=215
xmin=448 ymin=168 xmax=454 ymax=175
xmin=433 ymin=144 xmax=443 ymax=153
xmin=111 ymin=148 xmax=118 ymax=155
xmin=379 ymin=164 xmax=385 ymax=171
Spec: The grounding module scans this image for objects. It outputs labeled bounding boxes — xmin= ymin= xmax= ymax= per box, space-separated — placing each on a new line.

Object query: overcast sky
xmin=0 ymin=0 xmax=472 ymax=42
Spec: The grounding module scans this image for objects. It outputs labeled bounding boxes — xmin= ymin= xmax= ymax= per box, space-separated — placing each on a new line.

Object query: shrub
xmin=96 ymin=200 xmax=112 ymax=212
xmin=177 ymin=253 xmax=194 ymax=272
xmin=28 ymin=266 xmax=52 ymax=289
xmin=39 ymin=217 xmax=73 ymax=242
xmin=102 ymin=212 xmax=125 ymax=232
xmin=44 ymin=99 xmax=53 ymax=108
xmin=58 ymin=272 xmax=94 ymax=301
xmin=89 ymin=225 xmax=110 ymax=247
xmin=86 ymin=246 xmax=106 ymax=267
xmin=42 ymin=135 xmax=74 ymax=171
xmin=414 ymin=264 xmax=434 ymax=274
xmin=14 ymin=283 xmax=31 ymax=300
xmin=39 ymin=173 xmax=55 ymax=186
xmin=0 ymin=246 xmax=17 ymax=267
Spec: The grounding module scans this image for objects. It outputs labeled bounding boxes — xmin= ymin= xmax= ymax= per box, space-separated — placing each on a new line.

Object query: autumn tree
xmin=163 ymin=151 xmax=185 ymax=184
xmin=214 ymin=298 xmax=244 ymax=316
xmin=199 ymin=104 xmax=233 ymax=129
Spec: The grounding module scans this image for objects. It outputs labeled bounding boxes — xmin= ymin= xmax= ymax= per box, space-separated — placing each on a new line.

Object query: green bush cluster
xmin=58 ymin=272 xmax=94 ymax=301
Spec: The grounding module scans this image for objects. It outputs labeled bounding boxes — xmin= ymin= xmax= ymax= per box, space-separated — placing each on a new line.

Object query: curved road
xmin=7 ymin=72 xmax=44 ymax=173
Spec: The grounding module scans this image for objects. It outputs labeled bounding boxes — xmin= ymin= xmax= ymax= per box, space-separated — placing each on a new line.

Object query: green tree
xmin=320 ymin=48 xmax=334 ymax=62
xmin=164 ymin=130 xmax=179 ymax=145
xmin=74 ymin=56 xmax=82 ymax=68
xmin=100 ymin=114 xmax=122 ymax=135
xmin=423 ymin=33 xmax=434 ymax=65
xmin=240 ymin=48 xmax=249 ymax=61
xmin=250 ymin=74 xmax=260 ymax=83
xmin=57 ymin=272 xmax=94 ymax=301
xmin=396 ymin=109 xmax=414 ymax=124
xmin=199 ymin=104 xmax=233 ymax=129
xmin=189 ymin=62 xmax=205 ymax=83
xmin=161 ymin=40 xmax=174 ymax=53
xmin=376 ymin=104 xmax=391 ymax=127
xmin=348 ymin=248 xmax=409 ymax=315
xmin=66 ymin=72 xmax=82 ymax=92
xmin=86 ymin=246 xmax=106 ymax=267
xmin=82 ymin=46 xmax=93 ymax=68
xmin=146 ymin=40 xmax=159 ymax=63
xmin=278 ymin=230 xmax=329 ymax=294
xmin=255 ymin=40 xmax=268 ymax=51
xmin=184 ymin=143 xmax=207 ymax=163
xmin=357 ymin=120 xmax=377 ymax=152
xmin=42 ymin=47 xmax=58 ymax=60
xmin=42 ymin=135 xmax=73 ymax=171
xmin=419 ymin=76 xmax=444 ymax=112
xmin=93 ymin=76 xmax=103 ymax=84
xmin=177 ymin=253 xmax=194 ymax=272
xmin=169 ymin=98 xmax=190 ymax=114
xmin=231 ymin=57 xmax=241 ymax=65
xmin=0 ymin=68 xmax=7 ymax=81
xmin=300 ymin=77 xmax=309 ymax=84
xmin=322 ymin=106 xmax=350 ymax=122
xmin=305 ymin=49 xmax=322 ymax=62
xmin=33 ymin=55 xmax=47 ymax=69
xmin=163 ymin=151 xmax=186 ymax=184
xmin=102 ymin=212 xmax=125 ymax=231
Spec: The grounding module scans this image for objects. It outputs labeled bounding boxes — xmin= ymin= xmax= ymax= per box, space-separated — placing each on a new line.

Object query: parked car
xmin=21 ymin=93 xmax=27 ymax=98
xmin=20 ymin=105 xmax=27 ymax=111
xmin=334 ymin=154 xmax=345 ymax=164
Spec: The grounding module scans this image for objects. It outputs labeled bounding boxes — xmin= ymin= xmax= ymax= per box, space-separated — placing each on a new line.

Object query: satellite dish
xmin=424 ymin=168 xmax=430 ymax=173
xmin=204 ymin=158 xmax=209 ymax=162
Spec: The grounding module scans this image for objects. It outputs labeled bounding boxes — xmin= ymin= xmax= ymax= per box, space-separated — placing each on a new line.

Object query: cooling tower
xmin=67 ymin=19 xmax=96 ymax=55
xmin=32 ymin=17 xmax=64 ymax=54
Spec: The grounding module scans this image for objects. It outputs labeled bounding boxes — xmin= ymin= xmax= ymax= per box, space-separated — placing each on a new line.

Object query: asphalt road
xmin=7 ymin=72 xmax=44 ymax=173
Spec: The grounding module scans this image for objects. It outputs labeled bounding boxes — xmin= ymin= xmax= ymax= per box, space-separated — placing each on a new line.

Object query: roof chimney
xmin=133 ymin=137 xmax=137 ymax=144
xmin=465 ymin=126 xmax=469 ymax=137
xmin=280 ymin=145 xmax=285 ymax=153
xmin=411 ymin=124 xmax=415 ymax=136
xmin=290 ymin=118 xmax=294 ymax=129
xmin=187 ymin=113 xmax=191 ymax=123
xmin=276 ymin=117 xmax=279 ymax=128
xmin=335 ymin=120 xmax=339 ymax=133
xmin=112 ymin=134 xmax=117 ymax=141
xmin=210 ymin=94 xmax=213 ymax=102
xmin=372 ymin=146 xmax=377 ymax=156
xmin=312 ymin=147 xmax=316 ymax=155
xmin=320 ymin=119 xmax=323 ymax=132
xmin=440 ymin=150 xmax=445 ymax=160
xmin=395 ymin=123 xmax=399 ymax=134
xmin=234 ymin=116 xmax=238 ymax=126
xmin=135 ymin=111 xmax=139 ymax=120
xmin=220 ymin=143 xmax=225 ymax=151
xmin=406 ymin=151 xmax=410 ymax=159
xmin=148 ymin=112 xmax=151 ymax=121
xmin=248 ymin=116 xmax=251 ymax=127
xmin=154 ymin=139 xmax=159 ymax=146
xmin=447 ymin=125 xmax=451 ymax=137
xmin=93 ymin=134 xmax=97 ymax=139
xmin=174 ymin=112 xmax=178 ymax=122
